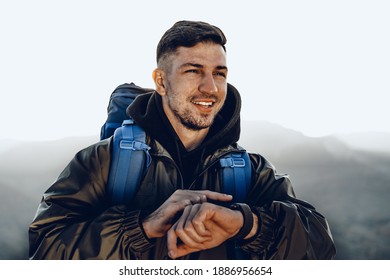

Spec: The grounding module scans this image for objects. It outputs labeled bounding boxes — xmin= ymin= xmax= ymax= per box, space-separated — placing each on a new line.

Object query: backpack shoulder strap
xmin=220 ymin=151 xmax=252 ymax=259
xmin=219 ymin=152 xmax=252 ymax=203
xmin=107 ymin=119 xmax=151 ymax=205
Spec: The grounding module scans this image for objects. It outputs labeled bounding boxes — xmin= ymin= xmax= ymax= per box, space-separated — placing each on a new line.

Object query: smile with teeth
xmin=192 ymin=101 xmax=214 ymax=107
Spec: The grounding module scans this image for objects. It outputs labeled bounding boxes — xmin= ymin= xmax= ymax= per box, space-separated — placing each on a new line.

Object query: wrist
xmin=245 ymin=212 xmax=258 ymax=239
xmin=140 ymin=211 xmax=158 ymax=239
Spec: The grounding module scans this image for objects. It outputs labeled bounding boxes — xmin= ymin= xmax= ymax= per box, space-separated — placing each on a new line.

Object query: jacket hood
xmin=127 ymin=83 xmax=242 ymax=157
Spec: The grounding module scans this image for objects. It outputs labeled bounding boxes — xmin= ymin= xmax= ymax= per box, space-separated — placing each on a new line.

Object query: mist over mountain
xmin=334 ymin=132 xmax=390 ymax=154
xmin=239 ymin=121 xmax=390 ymax=259
xmin=0 ymin=121 xmax=389 ymax=259
xmin=0 ymin=136 xmax=98 ymax=259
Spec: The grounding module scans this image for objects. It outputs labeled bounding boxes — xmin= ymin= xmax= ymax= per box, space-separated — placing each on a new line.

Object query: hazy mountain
xmin=239 ymin=121 xmax=390 ymax=259
xmin=334 ymin=132 xmax=390 ymax=154
xmin=0 ymin=121 xmax=389 ymax=259
xmin=0 ymin=136 xmax=98 ymax=259
xmin=0 ymin=139 xmax=20 ymax=153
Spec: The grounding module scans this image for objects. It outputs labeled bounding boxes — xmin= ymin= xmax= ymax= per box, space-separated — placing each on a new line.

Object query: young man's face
xmin=158 ymin=42 xmax=228 ymax=131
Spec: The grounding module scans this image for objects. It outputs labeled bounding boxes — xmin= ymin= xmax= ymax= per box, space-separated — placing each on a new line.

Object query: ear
xmin=152 ymin=68 xmax=166 ymax=96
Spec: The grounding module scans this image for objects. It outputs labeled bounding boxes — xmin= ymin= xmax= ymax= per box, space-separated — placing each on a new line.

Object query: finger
xmin=188 ymin=203 xmax=213 ymax=237
xmin=174 ymin=243 xmax=199 ymax=259
xmin=174 ymin=206 xmax=206 ymax=248
xmin=171 ymin=190 xmax=207 ymax=205
xmin=195 ymin=190 xmax=233 ymax=202
xmin=172 ymin=190 xmax=232 ymax=206
xmin=167 ymin=225 xmax=179 ymax=259
xmin=183 ymin=204 xmax=212 ymax=241
xmin=167 ymin=206 xmax=203 ymax=259
xmin=166 ymin=205 xmax=193 ymax=259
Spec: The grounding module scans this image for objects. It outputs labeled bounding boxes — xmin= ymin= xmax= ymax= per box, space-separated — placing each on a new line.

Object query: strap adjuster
xmin=120 ymin=140 xmax=150 ymax=151
xmin=220 ymin=157 xmax=246 ymax=168
xmin=122 ymin=119 xmax=135 ymax=125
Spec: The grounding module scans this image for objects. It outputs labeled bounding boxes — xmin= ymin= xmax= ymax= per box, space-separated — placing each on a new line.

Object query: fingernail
xmin=168 ymin=250 xmax=175 ymax=259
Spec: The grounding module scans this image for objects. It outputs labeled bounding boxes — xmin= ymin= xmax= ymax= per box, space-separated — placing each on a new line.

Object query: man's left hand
xmin=166 ymin=202 xmax=254 ymax=259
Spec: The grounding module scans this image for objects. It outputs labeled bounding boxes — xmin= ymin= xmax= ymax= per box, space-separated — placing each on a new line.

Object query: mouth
xmin=191 ymin=100 xmax=215 ymax=112
xmin=192 ymin=100 xmax=214 ymax=107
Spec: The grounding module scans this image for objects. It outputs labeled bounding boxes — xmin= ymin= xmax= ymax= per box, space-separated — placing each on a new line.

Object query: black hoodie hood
xmin=126 ymin=83 xmax=242 ymax=185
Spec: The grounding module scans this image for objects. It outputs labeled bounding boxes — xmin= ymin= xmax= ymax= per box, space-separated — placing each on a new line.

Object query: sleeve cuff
xmin=122 ymin=210 xmax=155 ymax=253
xmin=236 ymin=207 xmax=274 ymax=254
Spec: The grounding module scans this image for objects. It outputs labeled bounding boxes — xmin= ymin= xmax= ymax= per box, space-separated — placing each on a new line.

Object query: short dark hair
xmin=156 ymin=20 xmax=227 ymax=67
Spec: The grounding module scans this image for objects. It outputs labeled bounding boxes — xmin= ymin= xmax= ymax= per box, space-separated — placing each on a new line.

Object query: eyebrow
xmin=179 ymin=63 xmax=228 ymax=71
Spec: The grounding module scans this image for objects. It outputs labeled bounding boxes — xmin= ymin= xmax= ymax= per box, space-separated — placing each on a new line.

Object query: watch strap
xmin=229 ymin=203 xmax=254 ymax=240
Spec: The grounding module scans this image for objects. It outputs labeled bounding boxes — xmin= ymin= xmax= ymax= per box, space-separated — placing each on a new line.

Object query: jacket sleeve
xmin=28 ymin=139 xmax=154 ymax=259
xmin=237 ymin=153 xmax=336 ymax=259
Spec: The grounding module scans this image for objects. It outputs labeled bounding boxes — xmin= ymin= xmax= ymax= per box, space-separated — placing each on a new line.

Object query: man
xmin=29 ymin=20 xmax=336 ymax=259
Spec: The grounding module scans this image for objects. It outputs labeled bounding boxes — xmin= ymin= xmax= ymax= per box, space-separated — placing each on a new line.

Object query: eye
xmin=214 ymin=71 xmax=227 ymax=78
xmin=185 ymin=69 xmax=200 ymax=74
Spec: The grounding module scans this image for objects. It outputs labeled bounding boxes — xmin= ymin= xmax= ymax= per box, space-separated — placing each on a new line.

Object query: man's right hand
xmin=141 ymin=189 xmax=232 ymax=239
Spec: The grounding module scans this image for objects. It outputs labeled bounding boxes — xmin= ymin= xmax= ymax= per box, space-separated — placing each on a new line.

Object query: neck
xmin=173 ymin=125 xmax=209 ymax=151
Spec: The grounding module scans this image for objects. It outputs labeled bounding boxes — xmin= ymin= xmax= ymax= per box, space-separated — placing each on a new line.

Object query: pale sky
xmin=1 ymin=0 xmax=389 ymax=141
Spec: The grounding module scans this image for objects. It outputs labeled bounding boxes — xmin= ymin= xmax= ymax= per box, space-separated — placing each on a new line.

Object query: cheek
xmin=167 ymin=91 xmax=186 ymax=111
xmin=219 ymin=91 xmax=227 ymax=106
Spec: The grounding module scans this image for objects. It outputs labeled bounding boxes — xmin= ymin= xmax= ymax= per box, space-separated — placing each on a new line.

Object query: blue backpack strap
xmin=219 ymin=152 xmax=252 ymax=203
xmin=220 ymin=151 xmax=252 ymax=260
xmin=107 ymin=119 xmax=151 ymax=205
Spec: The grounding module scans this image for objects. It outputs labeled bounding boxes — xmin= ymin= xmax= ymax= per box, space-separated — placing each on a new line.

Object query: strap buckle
xmin=220 ymin=157 xmax=246 ymax=168
xmin=120 ymin=140 xmax=150 ymax=151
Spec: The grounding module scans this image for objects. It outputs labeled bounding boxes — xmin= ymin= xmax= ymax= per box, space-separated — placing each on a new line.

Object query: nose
xmin=199 ymin=73 xmax=218 ymax=94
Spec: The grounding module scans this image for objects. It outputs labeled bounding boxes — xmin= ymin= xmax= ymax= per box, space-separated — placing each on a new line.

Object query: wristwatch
xmin=229 ymin=203 xmax=254 ymax=240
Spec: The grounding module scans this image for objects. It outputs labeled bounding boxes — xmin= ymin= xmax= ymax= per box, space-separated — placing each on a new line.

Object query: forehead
xmin=172 ymin=42 xmax=227 ymax=68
